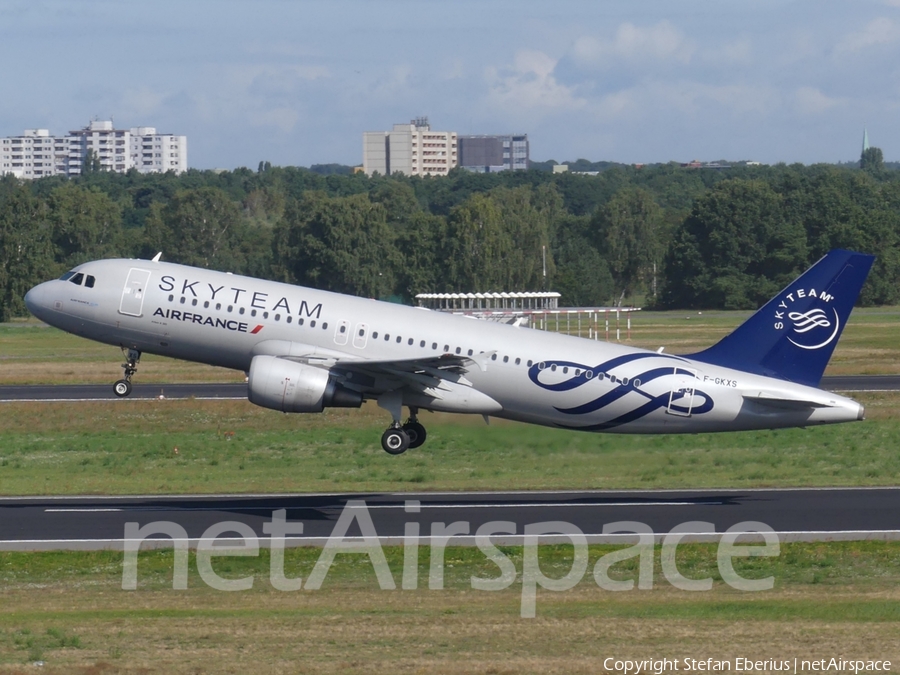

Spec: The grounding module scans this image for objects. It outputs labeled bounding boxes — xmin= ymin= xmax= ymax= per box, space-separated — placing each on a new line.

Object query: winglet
xmin=688 ymin=249 xmax=875 ymax=387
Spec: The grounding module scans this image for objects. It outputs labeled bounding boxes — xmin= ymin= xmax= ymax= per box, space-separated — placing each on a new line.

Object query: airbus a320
xmin=24 ymin=249 xmax=874 ymax=454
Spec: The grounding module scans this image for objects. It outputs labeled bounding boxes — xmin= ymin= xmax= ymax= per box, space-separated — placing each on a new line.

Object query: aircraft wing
xmin=251 ymin=338 xmax=497 ymax=402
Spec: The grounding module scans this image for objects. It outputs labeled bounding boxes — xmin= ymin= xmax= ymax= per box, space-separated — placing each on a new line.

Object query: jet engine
xmin=248 ymin=355 xmax=362 ymax=413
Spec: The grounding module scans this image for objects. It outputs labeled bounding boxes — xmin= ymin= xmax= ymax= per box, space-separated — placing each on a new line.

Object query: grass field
xmin=0 ymin=542 xmax=898 ymax=673
xmin=1 ymin=312 xmax=899 ymax=673
xmin=0 ymin=394 xmax=899 ymax=494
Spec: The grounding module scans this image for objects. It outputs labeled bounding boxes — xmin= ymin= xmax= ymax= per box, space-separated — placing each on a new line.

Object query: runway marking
xmin=3 ymin=530 xmax=900 ymax=546
xmin=43 ymin=501 xmax=706 ymax=513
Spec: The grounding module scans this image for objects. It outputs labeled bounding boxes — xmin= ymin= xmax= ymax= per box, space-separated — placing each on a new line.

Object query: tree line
xmin=1 ymin=154 xmax=898 ymax=322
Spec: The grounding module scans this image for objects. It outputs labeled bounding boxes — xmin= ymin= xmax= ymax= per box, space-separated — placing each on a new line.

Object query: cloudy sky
xmin=1 ymin=0 xmax=899 ymax=168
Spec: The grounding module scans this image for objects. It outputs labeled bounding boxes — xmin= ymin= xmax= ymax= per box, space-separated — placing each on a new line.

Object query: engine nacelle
xmin=248 ymin=355 xmax=362 ymax=413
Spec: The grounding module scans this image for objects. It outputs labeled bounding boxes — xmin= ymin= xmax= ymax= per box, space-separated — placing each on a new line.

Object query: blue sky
xmin=1 ymin=0 xmax=899 ymax=168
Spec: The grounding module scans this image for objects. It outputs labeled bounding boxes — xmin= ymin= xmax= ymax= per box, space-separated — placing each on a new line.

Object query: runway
xmin=0 ymin=375 xmax=898 ymax=402
xmin=3 ymin=488 xmax=899 ymax=550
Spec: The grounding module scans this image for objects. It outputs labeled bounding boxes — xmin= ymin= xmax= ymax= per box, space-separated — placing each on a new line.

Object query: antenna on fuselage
xmin=151 ymin=252 xmax=162 ymax=262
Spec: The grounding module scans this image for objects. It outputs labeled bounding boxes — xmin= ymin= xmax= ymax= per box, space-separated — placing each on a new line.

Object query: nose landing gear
xmin=113 ymin=348 xmax=141 ymax=397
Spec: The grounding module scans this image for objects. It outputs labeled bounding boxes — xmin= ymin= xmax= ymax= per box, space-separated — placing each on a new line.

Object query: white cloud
xmin=249 ymin=106 xmax=299 ymax=133
xmin=793 ymin=86 xmax=845 ymax=115
xmin=485 ymin=50 xmax=584 ymax=114
xmin=836 ymin=17 xmax=900 ymax=53
xmin=570 ymin=21 xmax=693 ymax=69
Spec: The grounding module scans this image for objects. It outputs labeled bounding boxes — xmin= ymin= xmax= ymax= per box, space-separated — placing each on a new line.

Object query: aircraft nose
xmin=24 ymin=282 xmax=51 ymax=319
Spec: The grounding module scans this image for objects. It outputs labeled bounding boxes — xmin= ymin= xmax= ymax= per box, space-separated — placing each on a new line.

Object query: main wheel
xmin=381 ymin=427 xmax=410 ymax=455
xmin=403 ymin=421 xmax=427 ymax=449
xmin=113 ymin=379 xmax=132 ymax=397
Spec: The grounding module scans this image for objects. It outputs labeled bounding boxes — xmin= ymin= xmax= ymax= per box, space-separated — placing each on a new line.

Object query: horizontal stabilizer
xmin=743 ymin=392 xmax=828 ymax=411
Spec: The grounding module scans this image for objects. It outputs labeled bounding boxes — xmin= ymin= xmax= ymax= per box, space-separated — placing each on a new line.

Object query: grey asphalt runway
xmin=0 ymin=376 xmax=897 ymax=402
xmin=3 ymin=488 xmax=899 ymax=550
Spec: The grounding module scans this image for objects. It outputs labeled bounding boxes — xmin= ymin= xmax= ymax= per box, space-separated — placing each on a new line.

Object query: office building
xmin=458 ymin=134 xmax=529 ymax=172
xmin=363 ymin=117 xmax=457 ymax=177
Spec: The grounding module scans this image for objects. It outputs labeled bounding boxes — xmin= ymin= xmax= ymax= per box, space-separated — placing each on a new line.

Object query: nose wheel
xmin=113 ymin=348 xmax=141 ymax=398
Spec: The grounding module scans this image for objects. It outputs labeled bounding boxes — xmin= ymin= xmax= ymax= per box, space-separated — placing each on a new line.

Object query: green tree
xmin=591 ymin=187 xmax=662 ymax=303
xmin=273 ymin=191 xmax=402 ymax=298
xmin=662 ymin=179 xmax=807 ymax=309
xmin=0 ymin=185 xmax=57 ymax=320
xmin=48 ymin=183 xmax=124 ymax=267
xmin=142 ymin=187 xmax=251 ymax=272
xmin=860 ymin=146 xmax=884 ymax=173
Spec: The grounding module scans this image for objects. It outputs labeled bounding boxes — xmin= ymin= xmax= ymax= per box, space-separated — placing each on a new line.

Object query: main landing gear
xmin=380 ymin=407 xmax=428 ymax=455
xmin=113 ymin=348 xmax=141 ymax=397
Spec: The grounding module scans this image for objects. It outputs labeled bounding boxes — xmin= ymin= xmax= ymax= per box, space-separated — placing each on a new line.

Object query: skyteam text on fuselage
xmin=24 ymin=249 xmax=874 ymax=454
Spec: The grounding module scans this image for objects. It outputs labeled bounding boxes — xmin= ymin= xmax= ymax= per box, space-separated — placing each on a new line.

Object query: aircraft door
xmin=334 ymin=320 xmax=350 ymax=346
xmin=666 ymin=368 xmax=698 ymax=417
xmin=119 ymin=268 xmax=152 ymax=317
xmin=352 ymin=323 xmax=369 ymax=349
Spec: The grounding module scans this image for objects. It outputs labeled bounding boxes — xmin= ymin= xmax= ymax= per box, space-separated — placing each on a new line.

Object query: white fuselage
xmin=24 ymin=259 xmax=864 ymax=433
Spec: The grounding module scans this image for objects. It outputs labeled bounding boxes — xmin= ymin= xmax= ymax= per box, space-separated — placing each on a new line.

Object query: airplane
xmin=24 ymin=249 xmax=874 ymax=455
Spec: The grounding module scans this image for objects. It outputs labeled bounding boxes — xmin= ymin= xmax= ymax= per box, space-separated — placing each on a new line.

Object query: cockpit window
xmin=85 ymin=275 xmax=95 ymax=288
xmin=59 ymin=271 xmax=76 ymax=281
xmin=69 ymin=272 xmax=84 ymax=285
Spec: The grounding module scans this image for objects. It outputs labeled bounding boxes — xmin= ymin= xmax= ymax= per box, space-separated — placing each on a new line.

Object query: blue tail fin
xmin=688 ymin=249 xmax=875 ymax=387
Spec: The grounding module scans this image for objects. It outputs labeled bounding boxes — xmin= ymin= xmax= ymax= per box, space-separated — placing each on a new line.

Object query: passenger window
xmin=191 ymin=299 xmax=197 ymax=306
xmin=204 ymin=301 xmax=210 ymax=308
xmin=69 ymin=272 xmax=84 ymax=285
xmin=515 ymin=358 xmax=521 ymax=365
xmin=432 ymin=342 xmax=437 ymax=350
xmin=341 ymin=325 xmax=347 ymax=333
xmin=443 ymin=344 xmax=449 ymax=352
xmin=275 ymin=314 xmax=281 ymax=321
xmin=263 ymin=311 xmax=269 ymax=319
xmin=468 ymin=349 xmax=473 ymax=356
xmin=85 ymin=275 xmax=95 ymax=288
xmin=420 ymin=340 xmax=425 ymax=347
xmin=287 ymin=316 xmax=292 ymax=324
xmin=373 ymin=332 xmax=378 ymax=339
xmin=407 ymin=338 xmax=413 ymax=345
xmin=298 ymin=318 xmax=304 ymax=325
xmin=384 ymin=334 xmax=390 ymax=341
xmin=503 ymin=356 xmax=509 ymax=363
xmin=216 ymin=303 xmax=221 ymax=310
xmin=455 ymin=347 xmax=461 ymax=354
xmin=239 ymin=307 xmax=245 ymax=315
xmin=310 ymin=320 xmax=315 ymax=327
xmin=396 ymin=336 xmax=402 ymax=343
xmin=492 ymin=354 xmax=498 ymax=361
xmin=322 ymin=322 xmax=328 ymax=329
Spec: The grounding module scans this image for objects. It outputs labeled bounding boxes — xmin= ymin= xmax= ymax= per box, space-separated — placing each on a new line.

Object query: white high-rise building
xmin=0 ymin=120 xmax=187 ymax=179
xmin=363 ymin=117 xmax=457 ymax=177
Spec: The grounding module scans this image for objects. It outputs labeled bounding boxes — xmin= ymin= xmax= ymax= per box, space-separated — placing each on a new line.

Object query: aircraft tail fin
xmin=688 ymin=249 xmax=875 ymax=387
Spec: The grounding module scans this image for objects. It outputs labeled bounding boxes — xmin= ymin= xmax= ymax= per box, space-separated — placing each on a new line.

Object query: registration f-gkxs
xmin=25 ymin=249 xmax=873 ymax=454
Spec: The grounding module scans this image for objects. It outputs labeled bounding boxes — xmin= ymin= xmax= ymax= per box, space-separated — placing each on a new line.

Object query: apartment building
xmin=0 ymin=120 xmax=187 ymax=179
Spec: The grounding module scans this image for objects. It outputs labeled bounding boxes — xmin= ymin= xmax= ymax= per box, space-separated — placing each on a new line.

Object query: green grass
xmin=0 ymin=543 xmax=897 ymax=672
xmin=0 ymin=396 xmax=899 ymax=494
